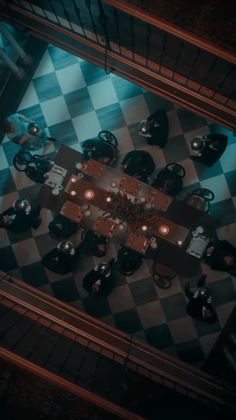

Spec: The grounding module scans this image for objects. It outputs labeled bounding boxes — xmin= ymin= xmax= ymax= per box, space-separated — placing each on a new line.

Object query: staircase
xmin=0 ymin=271 xmax=235 ymax=419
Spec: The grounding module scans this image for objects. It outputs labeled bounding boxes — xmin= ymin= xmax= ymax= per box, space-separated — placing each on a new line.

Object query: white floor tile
xmin=40 ymin=96 xmax=70 ymax=126
xmin=200 ymin=174 xmax=231 ymax=203
xmin=13 ymin=238 xmax=41 ymax=266
xmin=56 ymin=64 xmax=86 ymax=94
xmin=120 ymin=95 xmax=149 ymax=125
xmin=72 ymin=111 xmax=101 ymax=142
xmin=0 ymin=146 xmax=9 ymax=170
xmin=167 ymin=109 xmax=183 ymax=138
xmin=18 ymin=82 xmax=39 ymax=110
xmin=33 ymin=49 xmax=54 ymax=78
xmin=88 ymin=79 xmax=118 ymax=110
xmin=220 ymin=142 xmax=236 ymax=173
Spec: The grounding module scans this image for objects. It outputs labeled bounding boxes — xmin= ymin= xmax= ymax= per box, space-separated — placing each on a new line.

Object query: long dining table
xmin=37 ymin=145 xmax=218 ymax=276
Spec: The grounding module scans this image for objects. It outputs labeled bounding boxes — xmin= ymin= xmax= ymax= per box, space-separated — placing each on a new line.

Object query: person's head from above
xmin=1 ymin=119 xmax=15 ymax=134
xmin=57 ymin=240 xmax=75 ymax=255
xmin=28 ymin=122 xmax=40 ymax=136
xmin=82 ymin=140 xmax=96 ymax=151
xmin=224 ymin=254 xmax=235 ymax=266
xmin=12 ymin=198 xmax=30 ymax=213
xmin=137 ymin=120 xmax=151 ymax=137
xmin=123 ymin=153 xmax=145 ymax=176
xmin=98 ymin=261 xmax=111 ymax=277
xmin=162 ymin=177 xmax=176 ymax=194
xmin=191 ymin=137 xmax=205 ymax=153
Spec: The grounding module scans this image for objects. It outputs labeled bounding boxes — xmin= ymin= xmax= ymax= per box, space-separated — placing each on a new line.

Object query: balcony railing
xmin=0 ymin=270 xmax=235 ymax=419
xmin=0 ymin=0 xmax=235 ymax=129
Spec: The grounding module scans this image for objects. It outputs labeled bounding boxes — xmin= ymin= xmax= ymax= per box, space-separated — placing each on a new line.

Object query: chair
xmin=152 ymin=163 xmax=185 ymax=196
xmin=152 ymin=261 xmax=176 ymax=289
xmin=98 ymin=130 xmax=119 ymax=165
xmin=48 ymin=214 xmax=79 ymax=240
xmin=116 ymin=246 xmax=143 ymax=276
xmin=185 ymin=188 xmax=215 ymax=213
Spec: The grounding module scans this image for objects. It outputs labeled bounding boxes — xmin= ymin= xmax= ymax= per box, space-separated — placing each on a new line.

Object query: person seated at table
xmin=151 ymin=165 xmax=184 ymax=196
xmin=1 ymin=113 xmax=56 ymax=151
xmin=116 ymin=246 xmax=143 ymax=276
xmin=137 ymin=109 xmax=169 ymax=148
xmin=80 ymin=229 xmax=109 ymax=257
xmin=41 ymin=240 xmax=80 ymax=274
xmin=189 ymin=133 xmax=228 ymax=167
xmin=48 ymin=214 xmax=79 ymax=240
xmin=184 ymin=275 xmax=217 ymax=323
xmin=205 ymin=239 xmax=236 ymax=276
xmin=82 ymin=138 xmax=115 ymax=164
xmin=0 ymin=198 xmax=41 ymax=233
xmin=121 ymin=150 xmax=155 ymax=183
xmin=82 ymin=259 xmax=115 ymax=297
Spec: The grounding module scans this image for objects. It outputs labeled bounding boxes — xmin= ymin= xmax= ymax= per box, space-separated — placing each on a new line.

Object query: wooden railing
xmin=0 ymin=0 xmax=235 ymax=130
xmin=0 ymin=270 xmax=235 ymax=415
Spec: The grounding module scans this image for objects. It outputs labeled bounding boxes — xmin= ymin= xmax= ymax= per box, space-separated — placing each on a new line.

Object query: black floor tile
xmin=0 ymin=168 xmax=16 ymax=195
xmin=210 ymin=277 xmax=236 ymax=306
xmin=193 ymin=318 xmax=221 ymax=338
xmin=51 ymin=277 xmax=80 ymax=302
xmin=225 ymin=170 xmax=236 ymax=196
xmin=20 ymin=262 xmax=49 ymax=287
xmin=0 ymin=246 xmax=18 ymax=271
xmin=145 ymin=323 xmax=174 ymax=349
xmin=114 ymin=308 xmax=142 ymax=334
xmin=82 ymin=295 xmax=111 ymax=318
xmin=130 ymin=277 xmax=158 ymax=306
xmin=177 ymin=108 xmax=207 ymax=132
xmin=161 ymin=293 xmax=187 ymax=321
xmin=176 ymin=339 xmax=205 ymax=364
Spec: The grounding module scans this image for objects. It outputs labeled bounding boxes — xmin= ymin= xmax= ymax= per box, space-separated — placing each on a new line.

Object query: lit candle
xmin=141 ymin=224 xmax=148 ymax=231
xmin=158 ymin=224 xmax=170 ymax=236
xmin=84 ymin=189 xmax=95 ymax=200
xmin=70 ymin=190 xmax=77 ymax=196
xmin=177 ymin=240 xmax=183 ymax=246
xmin=71 ymin=176 xmax=77 ymax=183
xmin=106 ymin=196 xmax=112 ymax=203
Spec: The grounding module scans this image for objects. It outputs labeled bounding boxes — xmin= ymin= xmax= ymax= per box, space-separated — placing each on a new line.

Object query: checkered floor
xmin=0 ymin=44 xmax=236 ymax=367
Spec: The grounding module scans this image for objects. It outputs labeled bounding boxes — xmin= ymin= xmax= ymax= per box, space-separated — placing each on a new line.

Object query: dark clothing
xmin=205 ymin=240 xmax=236 ymax=275
xmin=0 ymin=206 xmax=41 ymax=233
xmin=41 ymin=247 xmax=79 ymax=274
xmin=81 ymin=230 xmax=108 ymax=257
xmin=48 ymin=214 xmax=79 ymax=240
xmin=82 ymin=139 xmax=114 ymax=163
xmin=146 ymin=110 xmax=169 ymax=147
xmin=185 ymin=281 xmax=217 ymax=323
xmin=82 ymin=268 xmax=113 ymax=296
xmin=190 ymin=134 xmax=227 ymax=167
xmin=25 ymin=166 xmax=45 ymax=183
xmin=152 ymin=168 xmax=183 ymax=196
xmin=116 ymin=247 xmax=143 ymax=276
xmin=121 ymin=150 xmax=155 ymax=182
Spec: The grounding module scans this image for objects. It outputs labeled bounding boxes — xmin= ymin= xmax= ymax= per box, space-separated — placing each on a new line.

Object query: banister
xmin=0 ymin=347 xmax=145 ymax=420
xmin=0 ymin=271 xmax=235 ymax=409
xmin=102 ymin=0 xmax=236 ymax=65
xmin=0 ymin=3 xmax=235 ymax=130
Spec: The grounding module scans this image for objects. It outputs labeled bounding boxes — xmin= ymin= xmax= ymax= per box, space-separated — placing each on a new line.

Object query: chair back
xmin=152 ymin=163 xmax=185 ymax=196
xmin=186 ymin=188 xmax=215 ymax=212
xmin=116 ymin=247 xmax=143 ymax=276
xmin=98 ymin=130 xmax=119 ymax=165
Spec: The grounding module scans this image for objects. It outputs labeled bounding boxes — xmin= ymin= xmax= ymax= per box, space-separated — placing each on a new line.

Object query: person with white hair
xmin=189 ymin=133 xmax=227 ymax=166
xmin=0 ymin=198 xmax=41 ymax=232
